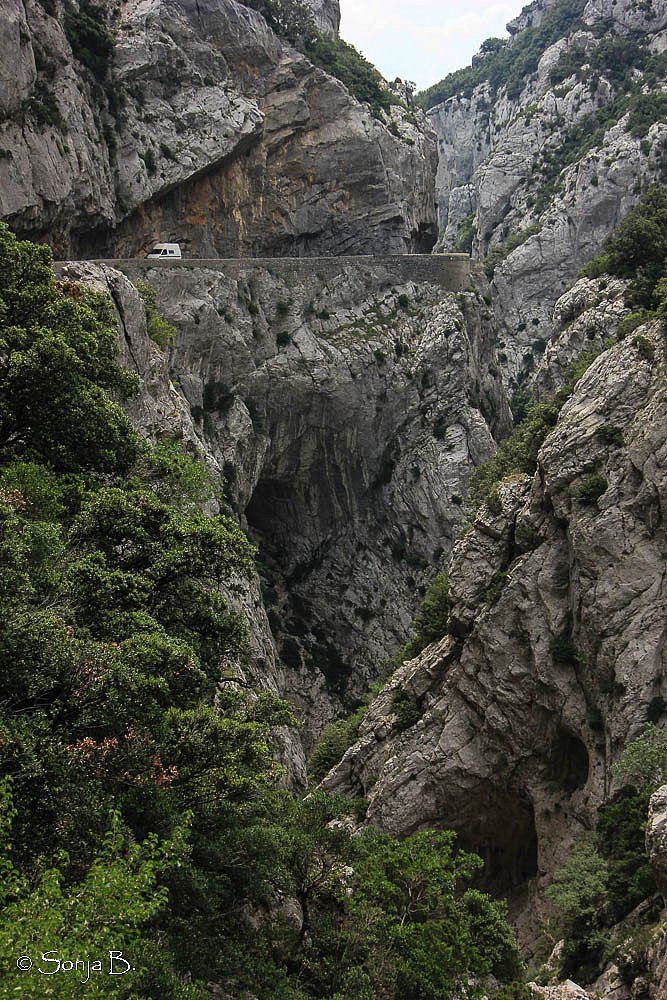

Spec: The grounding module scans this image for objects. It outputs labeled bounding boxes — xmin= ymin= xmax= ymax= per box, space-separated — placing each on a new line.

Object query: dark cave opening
xmin=547 ymin=728 xmax=590 ymax=794
xmin=455 ymin=788 xmax=539 ymax=897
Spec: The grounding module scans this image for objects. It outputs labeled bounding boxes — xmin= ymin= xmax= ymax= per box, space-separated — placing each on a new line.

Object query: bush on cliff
xmin=397 ymin=571 xmax=450 ymax=663
xmin=581 ymin=185 xmax=667 ymax=309
xmin=547 ymin=788 xmax=658 ymax=983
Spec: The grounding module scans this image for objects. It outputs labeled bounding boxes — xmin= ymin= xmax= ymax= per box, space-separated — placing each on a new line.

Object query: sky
xmin=339 ymin=0 xmax=524 ymax=92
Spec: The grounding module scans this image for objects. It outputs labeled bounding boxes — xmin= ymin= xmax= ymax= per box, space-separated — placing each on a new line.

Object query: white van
xmin=146 ymin=243 xmax=182 ymax=259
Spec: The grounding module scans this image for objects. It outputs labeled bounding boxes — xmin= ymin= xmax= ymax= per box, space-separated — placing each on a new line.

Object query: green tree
xmin=582 ymin=186 xmax=667 ymax=309
xmin=135 ymin=281 xmax=177 ymax=350
xmin=597 ymin=788 xmax=656 ymax=921
xmin=0 ymin=224 xmax=139 ymax=473
xmin=612 ymin=723 xmax=667 ymax=788
xmin=0 ymin=779 xmax=205 ymax=999
xmin=345 ymin=828 xmax=523 ymax=998
xmin=546 ymin=835 xmax=609 ymax=979
xmin=261 ymin=801 xmax=524 ymax=999
xmin=0 ymin=228 xmax=530 ymax=999
xmin=241 ymin=0 xmax=397 ymax=118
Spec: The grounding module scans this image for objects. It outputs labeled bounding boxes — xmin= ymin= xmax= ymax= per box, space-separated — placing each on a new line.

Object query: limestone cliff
xmin=56 ymin=257 xmax=508 ymax=751
xmin=323 ymin=308 xmax=667 ymax=954
xmin=12 ymin=0 xmax=667 ymax=986
xmin=303 ymin=0 xmax=340 ymax=37
xmin=0 ymin=0 xmax=436 ymax=257
xmin=425 ymin=0 xmax=667 ymax=380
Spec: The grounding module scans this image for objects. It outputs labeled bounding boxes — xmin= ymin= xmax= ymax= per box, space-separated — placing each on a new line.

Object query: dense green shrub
xmin=548 ymin=786 xmax=659 ymax=982
xmin=308 ymin=704 xmax=367 ymax=783
xmin=394 ymin=571 xmax=450 ymax=666
xmin=25 ymin=81 xmax=67 ymax=132
xmin=0 ymin=785 xmax=204 ymax=999
xmin=612 ymin=723 xmax=667 ymax=788
xmin=241 ymin=0 xmax=397 ymax=118
xmin=628 ymin=93 xmax=667 ymax=137
xmin=283 ymin=817 xmax=525 ymax=998
xmin=551 ymin=36 xmax=647 ymax=87
xmin=454 ymin=214 xmax=476 ymax=254
xmin=305 ymin=35 xmax=397 ymax=118
xmin=598 ymin=425 xmax=624 ymax=447
xmin=392 ymin=691 xmax=421 ymax=732
xmin=0 ymin=227 xmax=528 ymax=998
xmin=467 ymin=349 xmax=600 ymax=514
xmin=467 ymin=400 xmax=559 ymax=510
xmin=0 ymin=224 xmax=139 ymax=473
xmin=549 ymin=633 xmax=580 ymax=666
xmin=597 ymin=788 xmax=656 ymax=922
xmin=581 ymin=185 xmax=667 ymax=309
xmin=569 ymin=473 xmax=608 ymax=505
xmin=0 ymin=226 xmax=297 ymax=995
xmin=546 ymin=835 xmax=609 ymax=980
xmin=241 ymin=0 xmax=315 ymax=43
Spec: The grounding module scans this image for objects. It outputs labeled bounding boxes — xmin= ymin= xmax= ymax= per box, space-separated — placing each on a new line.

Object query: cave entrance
xmin=454 ymin=788 xmax=538 ymax=897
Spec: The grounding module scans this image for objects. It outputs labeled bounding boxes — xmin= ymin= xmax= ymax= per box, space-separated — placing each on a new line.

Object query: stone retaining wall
xmin=55 ymin=254 xmax=471 ymax=292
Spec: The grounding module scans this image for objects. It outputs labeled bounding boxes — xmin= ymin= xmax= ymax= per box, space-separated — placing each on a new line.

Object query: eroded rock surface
xmin=323 ymin=319 xmax=667 ymax=943
xmin=303 ymin=0 xmax=340 ymax=36
xmin=57 ymin=259 xmax=508 ymax=751
xmin=647 ymin=785 xmax=667 ymax=898
xmin=0 ymin=0 xmax=436 ymax=258
xmin=429 ymin=0 xmax=667 ymax=378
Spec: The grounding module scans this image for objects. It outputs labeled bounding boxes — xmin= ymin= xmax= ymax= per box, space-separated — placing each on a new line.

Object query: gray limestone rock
xmin=323 ymin=320 xmax=667 ymax=944
xmin=0 ymin=0 xmax=436 ymax=258
xmin=428 ymin=0 xmax=667 ymax=381
xmin=0 ymin=0 xmax=35 ymax=118
xmin=56 ymin=258 xmax=508 ymax=756
xmin=303 ymin=0 xmax=340 ymax=36
xmin=646 ymin=784 xmax=667 ymax=898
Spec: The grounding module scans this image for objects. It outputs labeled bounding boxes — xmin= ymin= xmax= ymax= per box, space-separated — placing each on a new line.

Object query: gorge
xmin=1 ymin=0 xmax=667 ymax=997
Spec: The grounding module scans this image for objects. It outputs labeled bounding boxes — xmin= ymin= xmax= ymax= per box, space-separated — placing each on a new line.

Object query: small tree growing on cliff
xmin=396 ymin=571 xmax=450 ymax=663
xmin=612 ymin=723 xmax=667 ymax=789
xmin=546 ymin=834 xmax=609 ymax=979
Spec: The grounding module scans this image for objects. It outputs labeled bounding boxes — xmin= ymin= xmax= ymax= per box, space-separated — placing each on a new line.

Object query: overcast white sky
xmin=339 ymin=0 xmax=525 ymax=92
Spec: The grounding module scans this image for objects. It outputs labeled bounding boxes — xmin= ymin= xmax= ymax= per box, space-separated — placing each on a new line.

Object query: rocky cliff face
xmin=428 ymin=0 xmax=667 ymax=379
xmin=0 ymin=0 xmax=436 ymax=258
xmin=323 ymin=305 xmax=667 ymax=948
xmin=303 ymin=0 xmax=340 ymax=36
xmin=56 ymin=257 xmax=508 ymax=751
xmin=13 ymin=0 xmax=667 ymax=986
